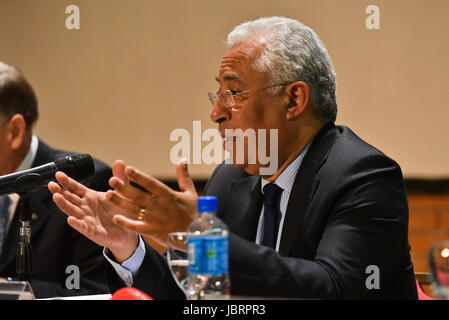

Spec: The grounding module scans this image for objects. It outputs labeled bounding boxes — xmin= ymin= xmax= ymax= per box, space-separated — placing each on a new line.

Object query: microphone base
xmin=0 ymin=280 xmax=35 ymax=300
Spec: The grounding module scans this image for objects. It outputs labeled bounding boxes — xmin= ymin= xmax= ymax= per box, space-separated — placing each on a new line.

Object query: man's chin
xmin=229 ymin=162 xmax=260 ymax=176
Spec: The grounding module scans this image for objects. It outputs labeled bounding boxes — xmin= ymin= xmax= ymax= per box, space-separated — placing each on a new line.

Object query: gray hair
xmin=226 ymin=16 xmax=337 ymax=123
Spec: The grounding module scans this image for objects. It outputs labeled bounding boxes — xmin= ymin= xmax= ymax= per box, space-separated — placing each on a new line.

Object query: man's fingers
xmin=49 ymin=180 xmax=83 ymax=207
xmin=109 ymin=177 xmax=157 ymax=209
xmin=48 ymin=181 xmax=62 ymax=194
xmin=107 ymin=190 xmax=164 ymax=225
xmin=67 ymin=216 xmax=88 ymax=235
xmin=124 ymin=166 xmax=171 ymax=198
xmin=106 ymin=190 xmax=143 ymax=217
xmin=61 ymin=188 xmax=83 ymax=207
xmin=112 ymin=215 xmax=154 ymax=235
xmin=55 ymin=171 xmax=87 ymax=198
xmin=53 ymin=193 xmax=85 ymax=220
xmin=112 ymin=160 xmax=127 ymax=181
xmin=176 ymin=159 xmax=196 ymax=194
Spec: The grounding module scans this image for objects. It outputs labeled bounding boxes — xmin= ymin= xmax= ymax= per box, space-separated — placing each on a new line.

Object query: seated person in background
xmin=0 ymin=61 xmax=111 ymax=298
xmin=49 ymin=16 xmax=418 ymax=299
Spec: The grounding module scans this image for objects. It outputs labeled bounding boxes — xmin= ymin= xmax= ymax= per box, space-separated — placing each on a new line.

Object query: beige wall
xmin=0 ymin=0 xmax=448 ymax=180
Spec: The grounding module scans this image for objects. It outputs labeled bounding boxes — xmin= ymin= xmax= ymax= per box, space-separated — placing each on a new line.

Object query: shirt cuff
xmin=103 ymin=236 xmax=146 ymax=287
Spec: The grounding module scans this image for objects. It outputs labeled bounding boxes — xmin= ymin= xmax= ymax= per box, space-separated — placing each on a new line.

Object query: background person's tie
xmin=261 ymin=183 xmax=283 ymax=249
xmin=0 ymin=195 xmax=11 ymax=259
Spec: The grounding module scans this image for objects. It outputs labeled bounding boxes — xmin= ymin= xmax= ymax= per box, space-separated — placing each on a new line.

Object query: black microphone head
xmin=54 ymin=154 xmax=95 ymax=181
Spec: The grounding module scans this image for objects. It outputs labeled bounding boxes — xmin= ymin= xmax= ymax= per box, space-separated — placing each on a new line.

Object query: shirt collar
xmin=15 ymin=135 xmax=39 ymax=172
xmin=261 ymin=142 xmax=311 ymax=194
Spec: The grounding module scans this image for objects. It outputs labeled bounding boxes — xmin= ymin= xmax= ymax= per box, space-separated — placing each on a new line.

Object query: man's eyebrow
xmin=215 ymin=75 xmax=242 ymax=83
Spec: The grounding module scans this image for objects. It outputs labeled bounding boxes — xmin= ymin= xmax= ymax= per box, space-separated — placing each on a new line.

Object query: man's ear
xmin=285 ymin=81 xmax=310 ymax=120
xmin=6 ymin=114 xmax=28 ymax=150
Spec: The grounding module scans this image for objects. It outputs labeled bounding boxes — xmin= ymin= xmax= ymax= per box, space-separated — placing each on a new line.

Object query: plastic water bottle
xmin=187 ymin=196 xmax=230 ymax=300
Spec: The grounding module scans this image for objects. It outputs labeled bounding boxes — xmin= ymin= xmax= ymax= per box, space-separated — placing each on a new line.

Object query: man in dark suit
xmin=0 ymin=61 xmax=111 ymax=298
xmin=48 ymin=16 xmax=418 ymax=299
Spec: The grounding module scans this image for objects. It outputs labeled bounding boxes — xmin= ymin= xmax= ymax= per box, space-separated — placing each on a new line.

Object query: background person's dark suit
xmin=0 ymin=139 xmax=112 ymax=298
xmin=107 ymin=123 xmax=418 ymax=299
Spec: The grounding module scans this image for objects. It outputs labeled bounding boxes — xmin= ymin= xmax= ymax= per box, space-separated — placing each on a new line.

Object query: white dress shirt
xmin=3 ymin=135 xmax=39 ymax=233
xmin=256 ymin=142 xmax=311 ymax=251
xmin=103 ymin=236 xmax=147 ymax=287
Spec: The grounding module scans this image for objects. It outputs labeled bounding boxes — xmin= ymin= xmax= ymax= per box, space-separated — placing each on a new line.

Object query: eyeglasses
xmin=207 ymin=83 xmax=290 ymax=108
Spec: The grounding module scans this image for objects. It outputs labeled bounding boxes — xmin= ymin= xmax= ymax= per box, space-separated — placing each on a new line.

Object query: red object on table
xmin=110 ymin=287 xmax=154 ymax=300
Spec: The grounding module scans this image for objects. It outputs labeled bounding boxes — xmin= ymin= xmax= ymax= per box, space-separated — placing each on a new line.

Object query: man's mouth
xmin=223 ymin=135 xmax=234 ymax=151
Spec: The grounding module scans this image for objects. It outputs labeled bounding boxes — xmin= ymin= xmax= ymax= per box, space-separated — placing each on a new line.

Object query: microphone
xmin=0 ymin=153 xmax=95 ymax=196
xmin=110 ymin=287 xmax=153 ymax=300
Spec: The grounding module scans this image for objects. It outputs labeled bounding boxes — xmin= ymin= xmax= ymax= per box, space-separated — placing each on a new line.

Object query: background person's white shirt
xmin=3 ymin=135 xmax=39 ymax=233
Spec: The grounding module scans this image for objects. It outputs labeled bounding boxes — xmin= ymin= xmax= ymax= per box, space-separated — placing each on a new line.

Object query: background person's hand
xmin=48 ymin=160 xmax=140 ymax=263
xmin=107 ymin=159 xmax=198 ymax=248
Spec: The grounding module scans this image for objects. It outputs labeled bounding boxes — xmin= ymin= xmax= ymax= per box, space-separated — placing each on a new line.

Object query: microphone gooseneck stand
xmin=13 ymin=174 xmax=42 ymax=282
xmin=16 ymin=193 xmax=33 ymax=282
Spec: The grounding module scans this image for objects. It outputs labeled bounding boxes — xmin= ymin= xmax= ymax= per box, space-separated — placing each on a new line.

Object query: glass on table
xmin=166 ymin=232 xmax=197 ymax=299
xmin=429 ymin=241 xmax=449 ymax=299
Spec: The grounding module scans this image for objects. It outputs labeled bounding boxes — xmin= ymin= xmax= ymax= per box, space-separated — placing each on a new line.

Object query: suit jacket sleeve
xmin=105 ymin=239 xmax=185 ymax=299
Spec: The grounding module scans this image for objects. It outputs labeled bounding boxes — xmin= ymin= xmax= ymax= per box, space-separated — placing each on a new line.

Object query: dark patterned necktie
xmin=0 ymin=195 xmax=11 ymax=258
xmin=261 ymin=183 xmax=283 ymax=249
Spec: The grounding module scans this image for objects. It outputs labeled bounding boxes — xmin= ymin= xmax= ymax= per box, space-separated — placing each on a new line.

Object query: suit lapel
xmin=278 ymin=123 xmax=338 ymax=256
xmin=23 ymin=139 xmax=55 ymax=240
xmin=226 ymin=175 xmax=262 ymax=242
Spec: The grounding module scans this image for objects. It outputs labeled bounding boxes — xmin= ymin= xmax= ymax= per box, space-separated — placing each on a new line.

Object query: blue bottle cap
xmin=197 ymin=196 xmax=217 ymax=212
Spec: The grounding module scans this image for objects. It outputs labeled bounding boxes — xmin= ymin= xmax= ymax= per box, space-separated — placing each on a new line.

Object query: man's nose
xmin=210 ymin=101 xmax=230 ymax=123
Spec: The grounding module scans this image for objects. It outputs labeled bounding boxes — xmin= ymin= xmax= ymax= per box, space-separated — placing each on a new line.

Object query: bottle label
xmin=188 ymin=237 xmax=203 ymax=274
xmin=187 ymin=235 xmax=228 ymax=275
